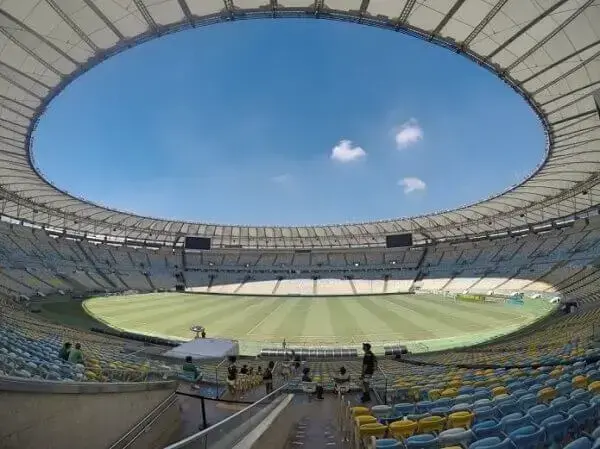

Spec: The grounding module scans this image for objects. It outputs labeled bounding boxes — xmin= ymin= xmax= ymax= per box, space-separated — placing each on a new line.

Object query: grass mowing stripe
xmin=327 ymin=298 xmax=363 ymax=338
xmin=303 ymin=299 xmax=336 ymax=337
xmin=413 ymin=299 xmax=521 ymax=328
xmin=382 ymin=296 xmax=477 ymax=334
xmin=358 ymin=296 xmax=437 ymax=339
xmin=160 ymin=298 xmax=266 ymax=337
xmin=417 ymin=295 xmax=530 ymax=321
xmin=222 ymin=298 xmax=284 ymax=336
xmin=99 ymin=296 xmax=230 ymax=325
xmin=272 ymin=298 xmax=312 ymax=339
xmin=250 ymin=299 xmax=297 ymax=336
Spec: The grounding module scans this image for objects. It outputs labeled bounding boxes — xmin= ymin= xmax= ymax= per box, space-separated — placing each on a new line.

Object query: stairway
xmin=233 ymin=276 xmax=249 ymax=294
xmin=25 ymin=268 xmax=55 ymax=291
xmin=145 ymin=272 xmax=157 ymax=291
xmin=272 ymin=277 xmax=283 ymax=295
xmin=348 ymin=277 xmax=358 ymax=294
xmin=283 ymin=397 xmax=341 ymax=449
xmin=56 ymin=273 xmax=88 ymax=293
xmin=76 ymin=241 xmax=118 ymax=290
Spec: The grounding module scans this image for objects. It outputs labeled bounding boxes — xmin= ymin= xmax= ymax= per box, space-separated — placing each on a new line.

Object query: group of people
xmin=181 ymin=341 xmax=378 ymax=403
xmin=226 ymin=356 xmax=275 ymax=396
xmin=58 ymin=342 xmax=84 ymax=365
xmin=298 ymin=342 xmax=376 ymax=403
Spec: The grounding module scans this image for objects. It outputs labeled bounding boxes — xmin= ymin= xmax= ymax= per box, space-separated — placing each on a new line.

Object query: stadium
xmin=1 ymin=1 xmax=600 ymax=449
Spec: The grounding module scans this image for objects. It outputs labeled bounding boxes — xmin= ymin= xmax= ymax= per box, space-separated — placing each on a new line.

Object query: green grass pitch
xmin=81 ymin=292 xmax=553 ymax=354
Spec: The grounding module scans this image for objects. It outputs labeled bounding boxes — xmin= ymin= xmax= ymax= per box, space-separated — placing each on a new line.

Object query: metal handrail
xmin=109 ymin=391 xmax=178 ymax=449
xmin=376 ymin=364 xmax=389 ymax=404
xmin=163 ymin=382 xmax=289 ymax=449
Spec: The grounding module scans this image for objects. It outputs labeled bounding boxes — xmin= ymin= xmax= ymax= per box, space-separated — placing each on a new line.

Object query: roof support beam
xmin=133 ymin=0 xmax=158 ymax=34
xmin=523 ymin=39 xmax=600 ymax=87
xmin=542 ymin=80 xmax=600 ymax=108
xmin=44 ymin=0 xmax=99 ymax=52
xmin=0 ymin=118 xmax=28 ymax=132
xmin=398 ymin=0 xmax=416 ymax=24
xmin=533 ymin=47 xmax=600 ymax=96
xmin=0 ymin=60 xmax=52 ymax=90
xmin=432 ymin=0 xmax=466 ymax=36
xmin=552 ymin=109 xmax=597 ymax=127
xmin=505 ymin=0 xmax=595 ymax=72
xmin=0 ymin=28 xmax=63 ymax=77
xmin=462 ymin=0 xmax=508 ymax=47
xmin=177 ymin=0 xmax=194 ymax=26
xmin=0 ymin=71 xmax=44 ymax=101
xmin=487 ymin=0 xmax=570 ymax=60
xmin=82 ymin=0 xmax=125 ymax=41
xmin=0 ymin=9 xmax=79 ymax=66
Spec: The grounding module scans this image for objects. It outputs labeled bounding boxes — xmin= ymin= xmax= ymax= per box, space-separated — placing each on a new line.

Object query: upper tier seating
xmin=1 ymin=215 xmax=600 ymax=299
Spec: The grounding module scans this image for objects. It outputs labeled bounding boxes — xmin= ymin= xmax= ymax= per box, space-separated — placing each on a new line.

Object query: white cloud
xmin=394 ymin=119 xmax=423 ymax=149
xmin=330 ymin=140 xmax=367 ymax=162
xmin=399 ymin=177 xmax=426 ymax=194
xmin=271 ymin=173 xmax=292 ymax=184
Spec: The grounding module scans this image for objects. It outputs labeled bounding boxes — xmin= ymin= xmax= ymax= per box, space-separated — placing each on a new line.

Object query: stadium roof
xmin=0 ymin=0 xmax=599 ymax=248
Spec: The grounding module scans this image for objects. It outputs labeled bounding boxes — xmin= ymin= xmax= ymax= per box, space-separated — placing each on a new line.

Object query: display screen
xmin=385 ymin=234 xmax=413 ymax=248
xmin=184 ymin=236 xmax=211 ymax=250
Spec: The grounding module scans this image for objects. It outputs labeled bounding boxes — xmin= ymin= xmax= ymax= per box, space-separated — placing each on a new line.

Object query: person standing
xmin=263 ymin=361 xmax=275 ymax=395
xmin=226 ymin=356 xmax=238 ymax=397
xmin=361 ymin=343 xmax=377 ymax=403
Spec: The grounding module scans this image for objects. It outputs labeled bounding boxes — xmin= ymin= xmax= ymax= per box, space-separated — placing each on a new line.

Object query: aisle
xmin=283 ymin=395 xmax=341 ymax=448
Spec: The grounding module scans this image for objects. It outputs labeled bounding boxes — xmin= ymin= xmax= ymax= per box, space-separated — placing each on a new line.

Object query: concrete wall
xmin=0 ymin=377 xmax=178 ymax=449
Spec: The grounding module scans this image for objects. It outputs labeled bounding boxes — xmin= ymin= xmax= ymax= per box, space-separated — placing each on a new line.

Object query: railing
xmin=373 ymin=364 xmax=389 ymax=404
xmin=164 ymin=382 xmax=290 ymax=449
xmin=109 ymin=391 xmax=179 ymax=449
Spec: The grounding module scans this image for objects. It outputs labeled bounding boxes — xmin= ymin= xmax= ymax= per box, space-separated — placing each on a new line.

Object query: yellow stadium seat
xmin=417 ymin=416 xmax=446 ymax=434
xmin=389 ymin=420 xmax=417 ymax=439
xmin=355 ymin=415 xmax=377 ymax=427
xmin=447 ymin=411 xmax=474 ymax=429
xmin=573 ymin=375 xmax=587 ymax=389
xmin=441 ymin=388 xmax=458 ymax=398
xmin=537 ymin=387 xmax=557 ymax=403
xmin=351 ymin=406 xmax=371 ymax=418
xmin=492 ymin=386 xmax=507 ymax=397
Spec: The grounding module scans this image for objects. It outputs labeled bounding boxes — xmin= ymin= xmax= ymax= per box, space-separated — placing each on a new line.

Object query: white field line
xmin=246 ymin=300 xmax=288 ymax=336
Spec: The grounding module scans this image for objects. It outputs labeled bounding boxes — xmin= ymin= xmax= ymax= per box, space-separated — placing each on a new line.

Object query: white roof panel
xmin=0 ymin=0 xmax=598 ymax=248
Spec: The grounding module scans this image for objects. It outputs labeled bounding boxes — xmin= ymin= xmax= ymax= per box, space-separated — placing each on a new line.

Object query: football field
xmin=83 ymin=292 xmax=553 ymax=354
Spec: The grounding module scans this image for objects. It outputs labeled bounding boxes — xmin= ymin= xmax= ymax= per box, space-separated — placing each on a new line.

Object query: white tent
xmin=163 ymin=338 xmax=239 ymax=360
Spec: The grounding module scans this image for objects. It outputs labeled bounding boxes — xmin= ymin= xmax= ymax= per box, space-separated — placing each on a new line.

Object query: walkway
xmin=283 ymin=395 xmax=341 ymax=449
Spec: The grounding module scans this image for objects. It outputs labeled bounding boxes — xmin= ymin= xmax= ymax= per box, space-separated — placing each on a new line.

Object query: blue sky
xmin=34 ymin=19 xmax=545 ymax=226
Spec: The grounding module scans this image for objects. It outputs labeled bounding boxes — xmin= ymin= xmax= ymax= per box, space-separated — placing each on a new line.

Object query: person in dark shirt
xmin=361 ymin=343 xmax=377 ymax=403
xmin=226 ymin=356 xmax=238 ymax=396
xmin=240 ymin=364 xmax=249 ymax=375
xmin=301 ymin=367 xmax=312 ymax=382
xmin=263 ymin=361 xmax=275 ymax=395
xmin=58 ymin=342 xmax=71 ymax=361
